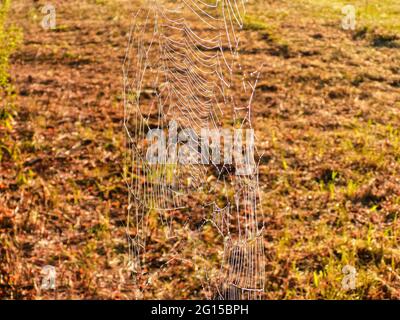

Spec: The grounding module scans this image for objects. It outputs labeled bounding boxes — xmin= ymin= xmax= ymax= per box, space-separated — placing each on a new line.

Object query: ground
xmin=0 ymin=0 xmax=400 ymax=299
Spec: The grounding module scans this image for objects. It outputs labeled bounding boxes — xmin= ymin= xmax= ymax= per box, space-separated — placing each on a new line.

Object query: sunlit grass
xmin=291 ymin=0 xmax=400 ymax=37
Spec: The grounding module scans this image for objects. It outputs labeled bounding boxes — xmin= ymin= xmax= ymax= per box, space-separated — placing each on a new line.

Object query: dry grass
xmin=1 ymin=0 xmax=400 ymax=299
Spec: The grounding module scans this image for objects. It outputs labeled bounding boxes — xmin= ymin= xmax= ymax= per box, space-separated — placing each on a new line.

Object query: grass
xmin=243 ymin=15 xmax=269 ymax=31
xmin=247 ymin=0 xmax=400 ymax=48
xmin=1 ymin=0 xmax=400 ymax=300
xmin=0 ymin=0 xmax=22 ymax=158
xmin=312 ymin=0 xmax=398 ymax=44
xmin=0 ymin=0 xmax=20 ymax=87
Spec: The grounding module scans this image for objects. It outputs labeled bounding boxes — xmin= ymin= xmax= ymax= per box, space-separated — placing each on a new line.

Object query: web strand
xmin=123 ymin=0 xmax=265 ymax=299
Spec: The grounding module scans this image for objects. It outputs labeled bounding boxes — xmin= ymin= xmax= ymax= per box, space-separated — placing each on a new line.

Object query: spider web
xmin=123 ymin=0 xmax=265 ymax=299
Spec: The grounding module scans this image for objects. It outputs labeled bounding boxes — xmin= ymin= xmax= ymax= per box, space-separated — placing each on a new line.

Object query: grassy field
xmin=1 ymin=0 xmax=400 ymax=299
